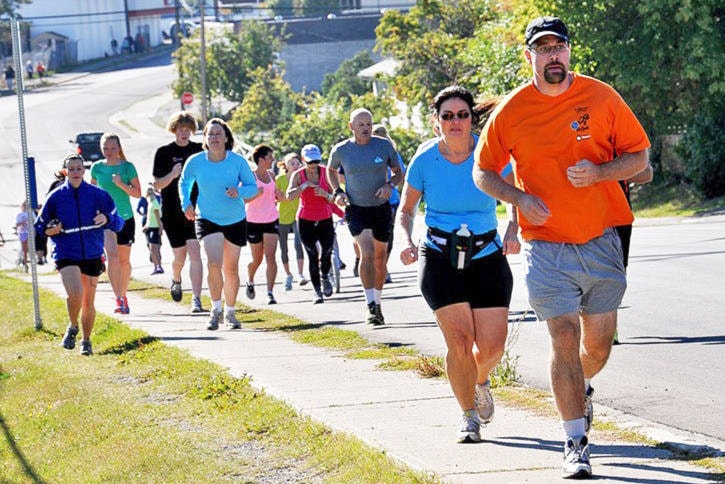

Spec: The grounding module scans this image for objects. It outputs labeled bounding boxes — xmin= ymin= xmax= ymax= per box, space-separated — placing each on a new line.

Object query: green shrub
xmin=679 ymin=106 xmax=725 ymax=199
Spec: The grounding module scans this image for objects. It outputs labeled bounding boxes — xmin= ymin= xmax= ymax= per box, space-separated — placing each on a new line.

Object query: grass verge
xmin=0 ymin=273 xmax=437 ymax=483
xmin=631 ymin=180 xmax=725 ymax=218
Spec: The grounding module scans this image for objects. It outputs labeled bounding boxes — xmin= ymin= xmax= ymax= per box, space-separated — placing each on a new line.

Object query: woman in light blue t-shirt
xmin=179 ymin=118 xmax=258 ymax=331
xmin=397 ymin=86 xmax=520 ymax=444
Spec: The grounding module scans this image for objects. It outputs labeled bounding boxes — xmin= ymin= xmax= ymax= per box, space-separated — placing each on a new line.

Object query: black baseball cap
xmin=525 ymin=16 xmax=569 ymax=46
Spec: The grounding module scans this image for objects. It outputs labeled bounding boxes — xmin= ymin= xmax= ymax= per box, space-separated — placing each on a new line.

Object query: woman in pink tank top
xmin=244 ymin=145 xmax=283 ymax=304
xmin=286 ymin=144 xmax=338 ymax=303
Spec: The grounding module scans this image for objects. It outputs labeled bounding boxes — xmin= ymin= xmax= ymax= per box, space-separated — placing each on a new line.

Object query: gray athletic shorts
xmin=524 ymin=228 xmax=626 ymax=321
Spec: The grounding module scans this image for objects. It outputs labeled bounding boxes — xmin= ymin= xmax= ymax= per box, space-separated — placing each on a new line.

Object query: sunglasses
xmin=439 ymin=110 xmax=471 ymax=121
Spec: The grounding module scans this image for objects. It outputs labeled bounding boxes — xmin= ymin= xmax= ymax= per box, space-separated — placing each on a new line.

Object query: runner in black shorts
xmin=344 ymin=202 xmax=391 ymax=242
xmin=35 ymin=154 xmax=125 ymax=356
xmin=56 ymin=257 xmax=106 ymax=277
xmin=195 ymin=218 xmax=248 ymax=247
xmin=327 ymin=108 xmax=404 ymax=325
xmin=178 ymin=118 xmax=258 ymax=331
xmin=399 ymin=86 xmax=519 ymax=443
xmin=153 ymin=111 xmax=205 ymax=312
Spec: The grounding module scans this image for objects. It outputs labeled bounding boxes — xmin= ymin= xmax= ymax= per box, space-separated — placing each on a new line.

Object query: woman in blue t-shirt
xmin=179 ymin=118 xmax=258 ymax=331
xmin=397 ymin=85 xmax=520 ymax=444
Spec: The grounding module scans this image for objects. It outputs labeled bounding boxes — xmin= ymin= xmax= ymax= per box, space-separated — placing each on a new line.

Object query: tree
xmin=267 ymin=0 xmax=294 ymax=18
xmin=548 ymin=0 xmax=725 ymax=139
xmin=294 ymin=0 xmax=339 ymax=17
xmin=228 ymin=66 xmax=303 ymax=145
xmin=172 ymin=20 xmax=283 ymax=104
xmin=679 ymin=101 xmax=725 ymax=199
xmin=375 ymin=0 xmax=502 ymax=106
xmin=321 ymin=50 xmax=374 ymax=107
xmin=273 ymin=92 xmax=397 ymax=158
xmin=0 ymin=0 xmax=32 ymax=17
xmin=544 ymin=0 xmax=724 ymax=192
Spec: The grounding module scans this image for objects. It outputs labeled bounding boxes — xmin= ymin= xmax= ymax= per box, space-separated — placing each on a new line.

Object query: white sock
xmin=225 ymin=305 xmax=235 ymax=316
xmin=364 ymin=287 xmax=375 ymax=304
xmin=561 ymin=418 xmax=586 ymax=440
xmin=373 ymin=289 xmax=382 ymax=304
xmin=211 ymin=300 xmax=222 ymax=312
xmin=584 ymin=378 xmax=592 ymax=392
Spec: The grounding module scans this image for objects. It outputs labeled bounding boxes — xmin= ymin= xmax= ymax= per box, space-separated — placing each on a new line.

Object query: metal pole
xmin=124 ymin=0 xmax=131 ymax=43
xmin=175 ymin=0 xmax=184 ymax=110
xmin=11 ymin=18 xmax=43 ymax=330
xmin=199 ymin=1 xmax=208 ymax=125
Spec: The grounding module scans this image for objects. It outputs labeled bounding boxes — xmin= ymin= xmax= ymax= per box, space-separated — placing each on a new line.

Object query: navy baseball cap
xmin=525 ymin=16 xmax=569 ymax=46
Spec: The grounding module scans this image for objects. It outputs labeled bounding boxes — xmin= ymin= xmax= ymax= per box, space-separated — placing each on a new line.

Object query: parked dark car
xmin=69 ymin=132 xmax=103 ymax=167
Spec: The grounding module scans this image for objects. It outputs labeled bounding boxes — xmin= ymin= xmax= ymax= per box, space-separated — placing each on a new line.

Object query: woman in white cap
xmin=285 ymin=144 xmax=340 ymax=303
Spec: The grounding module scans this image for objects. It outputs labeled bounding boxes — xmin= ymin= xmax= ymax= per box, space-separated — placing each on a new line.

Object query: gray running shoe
xmin=284 ymin=273 xmax=293 ymax=291
xmin=79 ymin=340 xmax=93 ymax=356
xmin=457 ymin=411 xmax=482 ymax=443
xmin=474 ymin=380 xmax=495 ymax=424
xmin=267 ymin=292 xmax=277 ymax=305
xmin=61 ymin=325 xmax=79 ymax=350
xmin=170 ymin=280 xmax=183 ymax=302
xmin=313 ymin=289 xmax=324 ymax=304
xmin=562 ymin=435 xmax=592 ymax=479
xmin=584 ymin=386 xmax=594 ymax=433
xmin=322 ymin=274 xmax=333 ymax=297
xmin=206 ymin=309 xmax=222 ymax=331
xmin=191 ymin=296 xmax=204 ymax=313
xmin=299 ymin=276 xmax=309 ymax=286
xmin=225 ymin=311 xmax=242 ymax=329
xmin=245 ymin=282 xmax=255 ymax=300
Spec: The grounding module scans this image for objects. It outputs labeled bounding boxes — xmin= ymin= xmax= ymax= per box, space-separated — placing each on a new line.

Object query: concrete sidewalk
xmin=25 ymin=267 xmax=720 ymax=483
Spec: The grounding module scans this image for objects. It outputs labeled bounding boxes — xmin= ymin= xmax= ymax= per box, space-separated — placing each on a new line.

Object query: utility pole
xmin=175 ymin=0 xmax=184 ymax=110
xmin=199 ymin=1 xmax=208 ymax=125
xmin=174 ymin=0 xmax=182 ymax=47
xmin=123 ymin=0 xmax=131 ymax=45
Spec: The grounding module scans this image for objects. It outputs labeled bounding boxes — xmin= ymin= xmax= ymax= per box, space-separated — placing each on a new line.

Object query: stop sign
xmin=181 ymin=92 xmax=194 ymax=105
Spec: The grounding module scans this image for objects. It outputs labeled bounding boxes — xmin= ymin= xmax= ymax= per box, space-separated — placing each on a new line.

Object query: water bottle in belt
xmin=455 ymin=223 xmax=471 ymax=269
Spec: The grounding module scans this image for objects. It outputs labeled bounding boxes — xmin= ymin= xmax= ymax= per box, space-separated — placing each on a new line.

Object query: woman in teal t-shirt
xmin=90 ymin=133 xmax=141 ymax=314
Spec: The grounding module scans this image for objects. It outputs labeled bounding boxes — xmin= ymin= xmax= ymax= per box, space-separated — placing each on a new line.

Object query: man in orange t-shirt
xmin=473 ymin=16 xmax=650 ymax=479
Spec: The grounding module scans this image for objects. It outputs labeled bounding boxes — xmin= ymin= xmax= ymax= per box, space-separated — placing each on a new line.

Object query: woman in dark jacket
xmin=35 ymin=154 xmax=124 ymax=355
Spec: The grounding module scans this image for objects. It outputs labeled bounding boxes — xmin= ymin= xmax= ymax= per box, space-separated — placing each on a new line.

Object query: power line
xmin=16 ymin=11 xmax=127 ymax=21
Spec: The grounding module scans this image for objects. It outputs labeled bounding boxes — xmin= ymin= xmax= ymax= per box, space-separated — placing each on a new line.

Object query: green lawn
xmin=0 ymin=273 xmax=437 ymax=483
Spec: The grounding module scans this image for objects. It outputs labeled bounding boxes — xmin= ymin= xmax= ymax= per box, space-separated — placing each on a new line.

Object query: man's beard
xmin=544 ymin=63 xmax=567 ymax=84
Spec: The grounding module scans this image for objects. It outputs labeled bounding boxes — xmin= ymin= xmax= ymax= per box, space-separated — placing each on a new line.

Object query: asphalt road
xmin=2 ymin=56 xmax=723 ymax=442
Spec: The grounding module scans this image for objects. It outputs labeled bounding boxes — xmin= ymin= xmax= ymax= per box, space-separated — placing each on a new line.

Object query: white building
xmin=16 ymin=0 xmax=180 ymax=64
